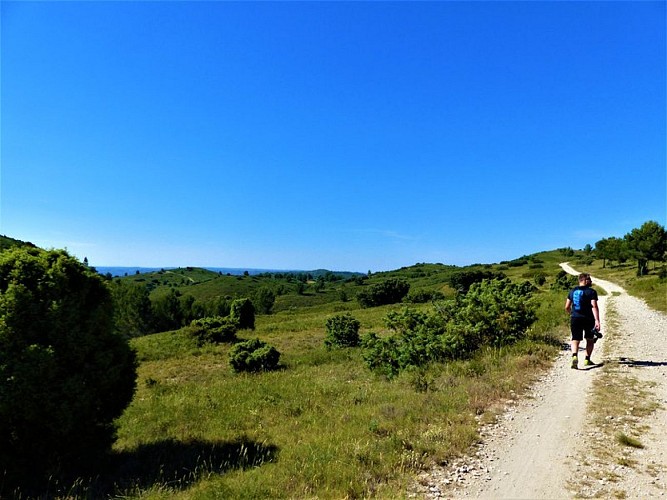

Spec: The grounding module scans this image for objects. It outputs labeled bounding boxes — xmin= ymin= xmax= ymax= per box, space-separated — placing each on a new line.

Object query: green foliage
xmin=229 ymin=338 xmax=281 ymax=373
xmin=187 ymin=316 xmax=238 ymax=345
xmin=0 ymin=247 xmax=137 ymax=490
xmin=253 ymin=286 xmax=276 ymax=315
xmin=533 ymin=272 xmax=547 ymax=286
xmin=437 ymin=279 xmax=537 ymax=349
xmin=558 ymin=247 xmax=575 ymax=257
xmin=230 ymin=297 xmax=256 ymax=330
xmin=324 ymin=313 xmax=361 ymax=349
xmin=151 ymin=288 xmax=184 ymax=332
xmin=356 ymin=278 xmax=410 ymax=308
xmin=447 ymin=269 xmax=506 ymax=293
xmin=362 ymin=279 xmax=537 ymax=377
xmin=111 ymin=281 xmax=153 ymax=338
xmin=405 ymin=289 xmax=445 ymax=303
xmin=624 ymin=220 xmax=667 ymax=276
xmin=551 ymin=270 xmax=577 ymax=290
xmin=595 ymin=236 xmax=630 ymax=267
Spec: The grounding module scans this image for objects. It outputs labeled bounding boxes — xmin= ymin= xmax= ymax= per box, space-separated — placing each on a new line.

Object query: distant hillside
xmin=0 ymin=235 xmax=36 ymax=251
xmin=97 ymin=266 xmax=363 ymax=278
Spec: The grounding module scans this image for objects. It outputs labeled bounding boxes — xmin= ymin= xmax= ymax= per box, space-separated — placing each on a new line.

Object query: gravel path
xmin=411 ymin=264 xmax=667 ymax=499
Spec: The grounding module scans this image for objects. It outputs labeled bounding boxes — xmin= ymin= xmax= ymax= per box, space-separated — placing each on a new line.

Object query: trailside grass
xmin=106 ymin=283 xmax=567 ymax=498
xmin=578 ymin=260 xmax=666 ymax=313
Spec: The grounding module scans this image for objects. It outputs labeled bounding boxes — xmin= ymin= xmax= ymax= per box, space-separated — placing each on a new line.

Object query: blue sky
xmin=1 ymin=1 xmax=665 ymax=272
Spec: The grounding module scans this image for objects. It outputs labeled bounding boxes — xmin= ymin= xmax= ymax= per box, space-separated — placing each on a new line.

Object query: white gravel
xmin=411 ymin=263 xmax=667 ymax=499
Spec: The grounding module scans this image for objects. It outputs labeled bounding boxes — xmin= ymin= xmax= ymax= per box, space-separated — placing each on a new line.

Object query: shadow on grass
xmin=109 ymin=437 xmax=278 ymax=493
xmin=3 ymin=437 xmax=279 ymax=498
xmin=62 ymin=437 xmax=279 ymax=498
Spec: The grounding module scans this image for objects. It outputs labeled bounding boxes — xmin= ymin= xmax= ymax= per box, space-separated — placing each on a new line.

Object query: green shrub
xmin=229 ymin=338 xmax=281 ymax=373
xmin=405 ymin=289 xmax=445 ymax=303
xmin=356 ymin=278 xmax=410 ymax=308
xmin=230 ymin=297 xmax=255 ymax=330
xmin=551 ymin=270 xmax=577 ymax=291
xmin=253 ymin=286 xmax=276 ymax=315
xmin=324 ymin=313 xmax=361 ymax=349
xmin=447 ymin=269 xmax=506 ymax=293
xmin=187 ymin=316 xmax=238 ymax=345
xmin=437 ymin=278 xmax=537 ymax=349
xmin=362 ymin=279 xmax=537 ymax=378
xmin=0 ymin=248 xmax=137 ymax=490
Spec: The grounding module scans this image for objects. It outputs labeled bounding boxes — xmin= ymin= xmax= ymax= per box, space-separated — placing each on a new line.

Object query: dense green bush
xmin=229 ymin=338 xmax=281 ymax=373
xmin=447 ymin=269 xmax=506 ymax=293
xmin=363 ymin=279 xmax=537 ymax=378
xmin=111 ymin=281 xmax=153 ymax=338
xmin=230 ymin=297 xmax=255 ymax=330
xmin=356 ymin=278 xmax=410 ymax=308
xmin=405 ymin=289 xmax=445 ymax=303
xmin=436 ymin=279 xmax=537 ymax=349
xmin=0 ymin=248 xmax=137 ymax=490
xmin=324 ymin=313 xmax=361 ymax=348
xmin=551 ymin=270 xmax=577 ymax=291
xmin=253 ymin=286 xmax=276 ymax=315
xmin=187 ymin=316 xmax=238 ymax=345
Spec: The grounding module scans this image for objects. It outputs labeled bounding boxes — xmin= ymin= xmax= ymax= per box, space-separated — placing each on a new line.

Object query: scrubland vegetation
xmin=0 ymin=220 xmax=664 ymax=498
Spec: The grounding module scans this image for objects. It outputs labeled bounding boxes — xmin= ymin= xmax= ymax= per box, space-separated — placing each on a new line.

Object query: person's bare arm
xmin=591 ymin=300 xmax=601 ymax=330
xmin=565 ymin=298 xmax=572 ymax=314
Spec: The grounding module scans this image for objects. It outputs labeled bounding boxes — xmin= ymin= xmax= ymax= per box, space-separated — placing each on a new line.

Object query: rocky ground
xmin=410 ymin=264 xmax=667 ymax=499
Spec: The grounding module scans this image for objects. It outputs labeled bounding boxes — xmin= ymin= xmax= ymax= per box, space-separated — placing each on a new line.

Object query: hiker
xmin=565 ymin=273 xmax=601 ymax=369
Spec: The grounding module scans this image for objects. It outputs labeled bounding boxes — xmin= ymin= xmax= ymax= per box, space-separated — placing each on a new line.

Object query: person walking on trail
xmin=565 ymin=273 xmax=601 ymax=369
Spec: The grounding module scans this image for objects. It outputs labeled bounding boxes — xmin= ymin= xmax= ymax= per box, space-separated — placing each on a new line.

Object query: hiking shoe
xmin=584 ymin=358 xmax=596 ymax=367
xmin=571 ymin=356 xmax=578 ymax=369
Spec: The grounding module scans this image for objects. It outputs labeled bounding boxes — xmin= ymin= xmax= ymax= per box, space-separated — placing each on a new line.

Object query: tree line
xmin=593 ymin=220 xmax=666 ymax=275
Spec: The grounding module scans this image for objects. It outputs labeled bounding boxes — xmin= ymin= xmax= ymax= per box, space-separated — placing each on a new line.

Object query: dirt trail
xmin=412 ymin=263 xmax=667 ymax=499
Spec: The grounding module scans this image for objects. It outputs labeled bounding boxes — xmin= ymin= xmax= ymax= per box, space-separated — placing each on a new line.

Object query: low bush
xmin=324 ymin=313 xmax=361 ymax=348
xmin=363 ymin=279 xmax=537 ymax=378
xmin=187 ymin=316 xmax=238 ymax=345
xmin=356 ymin=278 xmax=410 ymax=308
xmin=405 ymin=289 xmax=445 ymax=303
xmin=229 ymin=338 xmax=281 ymax=373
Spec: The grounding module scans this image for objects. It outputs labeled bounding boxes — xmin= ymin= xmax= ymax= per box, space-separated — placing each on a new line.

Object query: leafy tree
xmin=253 ymin=286 xmax=276 ymax=315
xmin=151 ymin=288 xmax=184 ymax=332
xmin=595 ymin=236 xmax=629 ymax=268
xmin=0 ymin=247 xmax=137 ymax=490
xmin=111 ymin=281 xmax=153 ymax=338
xmin=324 ymin=313 xmax=361 ymax=348
xmin=230 ymin=297 xmax=255 ymax=330
xmin=207 ymin=295 xmax=232 ymax=317
xmin=624 ymin=220 xmax=667 ymax=276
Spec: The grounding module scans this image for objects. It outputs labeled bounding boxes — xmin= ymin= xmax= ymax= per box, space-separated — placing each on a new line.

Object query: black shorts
xmin=571 ymin=316 xmax=595 ymax=341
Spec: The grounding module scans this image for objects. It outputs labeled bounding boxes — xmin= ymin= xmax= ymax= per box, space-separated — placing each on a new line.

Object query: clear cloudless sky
xmin=1 ymin=1 xmax=665 ymax=272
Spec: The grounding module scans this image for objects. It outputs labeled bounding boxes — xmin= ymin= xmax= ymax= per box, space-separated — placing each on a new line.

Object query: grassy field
xmin=34 ymin=249 xmax=664 ymax=498
xmin=73 ymin=251 xmax=583 ymax=498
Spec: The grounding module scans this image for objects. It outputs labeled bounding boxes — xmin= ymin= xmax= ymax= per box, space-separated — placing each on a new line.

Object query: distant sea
xmin=95 ymin=266 xmax=293 ymax=277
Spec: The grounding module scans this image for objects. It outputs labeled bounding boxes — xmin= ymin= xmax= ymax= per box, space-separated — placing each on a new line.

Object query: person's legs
xmin=584 ymin=318 xmax=596 ymax=365
xmin=570 ymin=317 xmax=584 ymax=369
xmin=585 ymin=340 xmax=594 ymax=357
